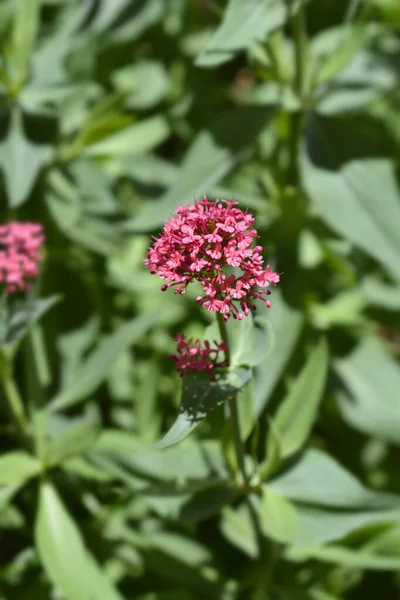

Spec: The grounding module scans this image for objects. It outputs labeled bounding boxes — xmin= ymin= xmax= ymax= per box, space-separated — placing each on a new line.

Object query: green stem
xmin=289 ymin=0 xmax=307 ymax=185
xmin=1 ymin=373 xmax=30 ymax=441
xmin=216 ymin=313 xmax=249 ymax=486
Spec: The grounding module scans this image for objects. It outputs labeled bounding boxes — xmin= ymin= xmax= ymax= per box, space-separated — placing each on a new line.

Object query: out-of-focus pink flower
xmin=0 ymin=222 xmax=45 ymax=294
xmin=145 ymin=198 xmax=280 ymax=320
xmin=170 ymin=334 xmax=229 ymax=377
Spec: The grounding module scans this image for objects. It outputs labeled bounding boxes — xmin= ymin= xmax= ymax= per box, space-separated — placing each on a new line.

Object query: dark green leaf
xmin=152 ymin=367 xmax=251 ymax=449
xmin=124 ymin=107 xmax=275 ymax=233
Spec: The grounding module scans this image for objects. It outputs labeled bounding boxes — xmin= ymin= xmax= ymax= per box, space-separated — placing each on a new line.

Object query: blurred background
xmin=1 ymin=0 xmax=400 ymax=599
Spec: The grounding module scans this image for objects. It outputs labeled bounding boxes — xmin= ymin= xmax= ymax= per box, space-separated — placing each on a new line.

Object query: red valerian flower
xmin=170 ymin=334 xmax=229 ymax=377
xmin=145 ymin=198 xmax=280 ymax=320
xmin=0 ymin=222 xmax=45 ymax=293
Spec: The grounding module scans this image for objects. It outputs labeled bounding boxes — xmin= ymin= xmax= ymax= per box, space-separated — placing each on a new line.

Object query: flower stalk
xmin=216 ymin=312 xmax=249 ymax=486
xmin=0 ymin=355 xmax=30 ymax=442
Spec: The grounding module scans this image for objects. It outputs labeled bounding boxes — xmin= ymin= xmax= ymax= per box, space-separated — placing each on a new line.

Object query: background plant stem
xmin=1 ymin=370 xmax=30 ymax=442
xmin=289 ymin=0 xmax=307 ymax=185
xmin=216 ymin=312 xmax=249 ymax=485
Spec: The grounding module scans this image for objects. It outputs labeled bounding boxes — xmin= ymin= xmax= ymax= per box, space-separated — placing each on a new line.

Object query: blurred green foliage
xmin=1 ymin=0 xmax=400 ymax=598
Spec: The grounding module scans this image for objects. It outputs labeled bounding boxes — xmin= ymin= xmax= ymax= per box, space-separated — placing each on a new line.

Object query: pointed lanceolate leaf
xmin=254 ymin=290 xmax=303 ymax=416
xmin=259 ymin=486 xmax=299 ymax=544
xmin=228 ymin=312 xmax=272 ymax=369
xmin=35 ymin=482 xmax=123 ymax=600
xmin=5 ymin=296 xmax=60 ymax=345
xmin=270 ymin=338 xmax=328 ymax=460
xmin=334 ymin=340 xmax=400 ymax=446
xmin=152 ymin=367 xmax=251 ymax=449
xmin=0 ymin=108 xmax=52 ymax=207
xmin=50 ymin=309 xmax=161 ymax=412
xmin=0 ymin=451 xmax=40 ymax=485
xmin=195 ymin=0 xmax=286 ymax=67
xmin=301 ymin=114 xmax=400 ymax=280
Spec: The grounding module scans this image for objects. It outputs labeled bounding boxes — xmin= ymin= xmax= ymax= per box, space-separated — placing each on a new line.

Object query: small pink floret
xmin=145 ymin=197 xmax=280 ymax=319
xmin=170 ymin=334 xmax=229 ymax=378
xmin=0 ymin=221 xmax=45 ymax=294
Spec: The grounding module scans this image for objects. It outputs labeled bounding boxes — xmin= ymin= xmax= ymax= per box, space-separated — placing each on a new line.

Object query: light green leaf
xmin=0 ymin=452 xmax=40 ymax=485
xmin=196 ymin=0 xmax=286 ymax=67
xmin=82 ymin=115 xmax=169 ymax=157
xmin=334 ymin=340 xmax=400 ymax=445
xmin=287 ymin=543 xmax=400 ymax=571
xmin=260 ymin=486 xmax=299 ymax=543
xmin=311 ymin=290 xmax=367 ymax=330
xmin=9 ymin=0 xmax=40 ymax=84
xmin=44 ymin=418 xmax=100 ymax=467
xmin=152 ymin=367 xmax=251 ymax=449
xmin=269 ymin=448 xmax=399 ymax=509
xmin=271 ymin=338 xmax=328 ymax=459
xmin=112 ymin=60 xmax=169 ymax=110
xmin=93 ymin=434 xmax=227 ymax=484
xmin=0 ymin=108 xmax=51 ymax=207
xmin=229 ymin=312 xmax=272 ymax=369
xmin=35 ymin=482 xmax=123 ymax=600
xmin=301 ymin=114 xmax=400 ymax=280
xmin=312 ymin=25 xmax=370 ymax=85
xmin=362 ymin=276 xmax=400 ymax=310
xmin=220 ymin=503 xmax=260 ymax=558
xmin=124 ymin=107 xmax=274 ymax=233
xmin=50 ymin=310 xmax=161 ymax=411
xmin=254 ymin=290 xmax=303 ymax=416
xmin=289 ymin=505 xmax=400 ymax=548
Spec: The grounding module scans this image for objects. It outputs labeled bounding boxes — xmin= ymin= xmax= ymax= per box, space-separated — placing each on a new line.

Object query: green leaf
xmin=269 ymin=448 xmax=399 ymax=509
xmin=270 ymin=338 xmax=328 ymax=460
xmin=2 ymin=296 xmax=60 ymax=351
xmin=334 ymin=340 xmax=400 ymax=445
xmin=195 ymin=0 xmax=286 ymax=67
xmin=254 ymin=290 xmax=303 ymax=416
xmin=260 ymin=486 xmax=299 ymax=543
xmin=152 ymin=367 xmax=251 ymax=449
xmin=228 ymin=312 xmax=272 ymax=369
xmin=124 ymin=107 xmax=274 ymax=233
xmin=220 ymin=502 xmax=260 ymax=558
xmin=0 ymin=452 xmax=40 ymax=485
xmin=50 ymin=310 xmax=161 ymax=411
xmin=362 ymin=276 xmax=400 ymax=310
xmin=35 ymin=482 xmax=124 ymax=600
xmin=93 ymin=434 xmax=227 ymax=483
xmin=312 ymin=25 xmax=370 ymax=86
xmin=9 ymin=0 xmax=40 ymax=84
xmin=301 ymin=114 xmax=400 ymax=280
xmin=288 ymin=505 xmax=400 ymax=548
xmin=0 ymin=108 xmax=51 ymax=207
xmin=112 ymin=60 xmax=169 ymax=110
xmin=287 ymin=543 xmax=400 ymax=571
xmin=44 ymin=418 xmax=100 ymax=467
xmin=82 ymin=115 xmax=169 ymax=157
xmin=179 ymin=484 xmax=237 ymax=522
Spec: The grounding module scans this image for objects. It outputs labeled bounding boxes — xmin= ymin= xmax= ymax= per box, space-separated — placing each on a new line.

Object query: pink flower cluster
xmin=145 ymin=198 xmax=279 ymax=320
xmin=170 ymin=334 xmax=229 ymax=377
xmin=0 ymin=221 xmax=45 ymax=293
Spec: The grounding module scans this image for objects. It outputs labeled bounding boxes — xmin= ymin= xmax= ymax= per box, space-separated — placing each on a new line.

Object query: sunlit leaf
xmin=35 ymin=482 xmax=123 ymax=600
